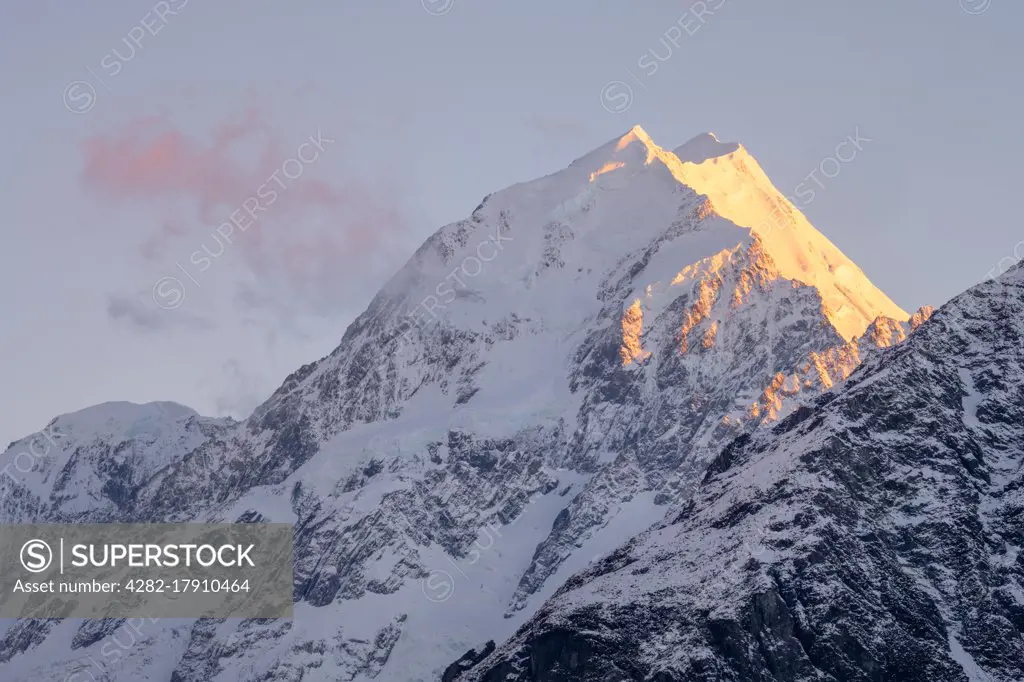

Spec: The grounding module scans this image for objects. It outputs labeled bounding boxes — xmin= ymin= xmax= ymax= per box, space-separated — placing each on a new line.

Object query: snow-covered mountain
xmin=453 ymin=262 xmax=1024 ymax=682
xmin=0 ymin=126 xmax=926 ymax=681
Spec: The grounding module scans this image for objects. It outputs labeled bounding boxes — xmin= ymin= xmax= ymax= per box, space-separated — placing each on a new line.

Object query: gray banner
xmin=0 ymin=524 xmax=293 ymax=618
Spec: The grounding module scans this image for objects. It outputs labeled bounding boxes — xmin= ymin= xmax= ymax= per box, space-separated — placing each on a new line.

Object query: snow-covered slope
xmin=453 ymin=264 xmax=1024 ymax=682
xmin=0 ymin=126 xmax=921 ymax=681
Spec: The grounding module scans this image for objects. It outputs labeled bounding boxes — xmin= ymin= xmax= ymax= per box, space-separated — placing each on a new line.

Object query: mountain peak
xmin=621 ymin=124 xmax=654 ymax=144
xmin=570 ymin=125 xmax=908 ymax=338
xmin=501 ymin=125 xmax=907 ymax=341
xmin=663 ymin=132 xmax=908 ymax=339
xmin=601 ymin=124 xmax=662 ymax=162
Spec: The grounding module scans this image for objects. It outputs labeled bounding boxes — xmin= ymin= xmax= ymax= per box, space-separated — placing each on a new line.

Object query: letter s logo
xmin=21 ymin=539 xmax=53 ymax=573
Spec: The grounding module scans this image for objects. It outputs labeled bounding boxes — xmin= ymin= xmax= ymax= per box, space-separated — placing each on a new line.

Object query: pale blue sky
xmin=0 ymin=0 xmax=1021 ymax=446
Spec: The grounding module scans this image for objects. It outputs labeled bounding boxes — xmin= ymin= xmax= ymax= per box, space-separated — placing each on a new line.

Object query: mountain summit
xmin=1 ymin=127 xmax=923 ymax=681
xmin=591 ymin=126 xmax=908 ymax=340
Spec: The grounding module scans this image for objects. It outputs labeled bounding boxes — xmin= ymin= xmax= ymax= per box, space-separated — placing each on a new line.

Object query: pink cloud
xmin=81 ymin=109 xmax=284 ymax=221
xmin=81 ymin=112 xmax=413 ymax=314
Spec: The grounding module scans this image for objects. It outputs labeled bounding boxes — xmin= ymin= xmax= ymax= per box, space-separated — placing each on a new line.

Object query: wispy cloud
xmin=81 ymin=111 xmax=414 ymax=317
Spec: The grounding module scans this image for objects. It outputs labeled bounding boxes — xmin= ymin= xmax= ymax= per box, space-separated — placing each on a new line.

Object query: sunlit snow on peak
xmin=589 ymin=161 xmax=626 ymax=182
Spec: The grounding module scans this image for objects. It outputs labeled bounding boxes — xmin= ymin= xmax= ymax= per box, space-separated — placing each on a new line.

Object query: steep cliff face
xmin=0 ymin=127 xmax=918 ymax=682
xmin=453 ymin=265 xmax=1024 ymax=682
